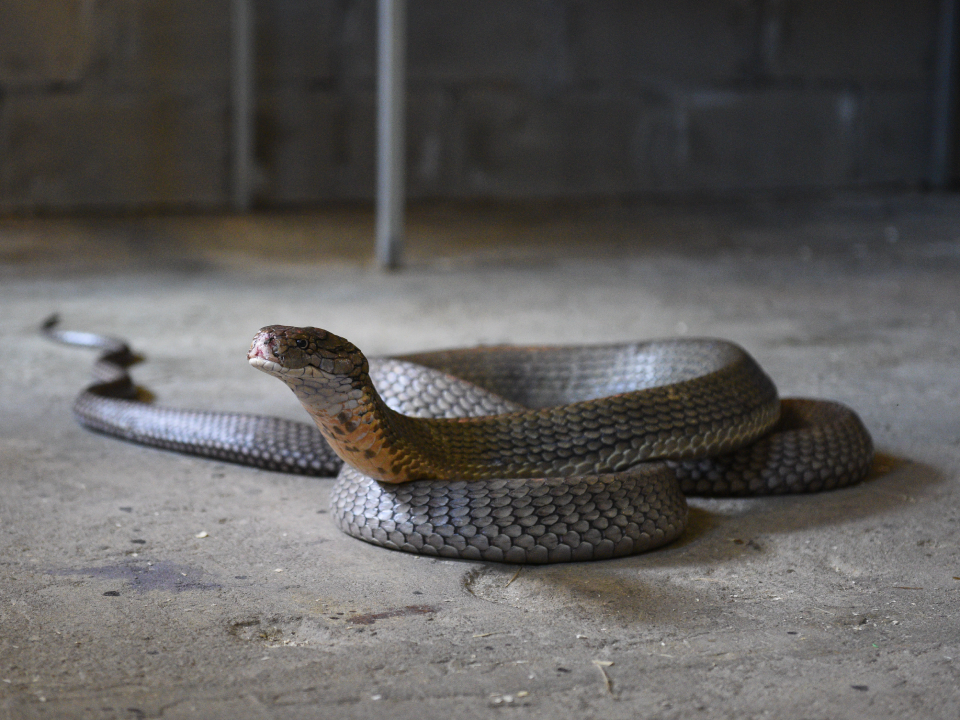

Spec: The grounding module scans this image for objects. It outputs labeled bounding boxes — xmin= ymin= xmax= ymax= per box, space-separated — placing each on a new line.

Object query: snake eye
xmin=295 ymin=339 xmax=308 ymax=349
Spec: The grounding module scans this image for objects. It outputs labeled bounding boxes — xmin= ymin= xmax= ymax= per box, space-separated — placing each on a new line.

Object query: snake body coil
xmin=44 ymin=318 xmax=874 ymax=564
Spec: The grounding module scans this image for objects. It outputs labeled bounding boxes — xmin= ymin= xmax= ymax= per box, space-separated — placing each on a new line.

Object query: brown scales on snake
xmin=44 ymin=317 xmax=874 ymax=564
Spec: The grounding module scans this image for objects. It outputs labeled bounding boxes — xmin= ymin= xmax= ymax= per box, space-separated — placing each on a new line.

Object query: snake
xmin=43 ymin=317 xmax=874 ymax=564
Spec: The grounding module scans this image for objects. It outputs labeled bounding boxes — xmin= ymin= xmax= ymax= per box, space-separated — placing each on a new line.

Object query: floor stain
xmin=50 ymin=560 xmax=221 ymax=594
xmin=346 ymin=604 xmax=437 ymax=625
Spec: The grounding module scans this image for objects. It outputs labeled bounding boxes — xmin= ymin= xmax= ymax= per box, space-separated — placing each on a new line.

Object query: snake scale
xmin=43 ymin=317 xmax=874 ymax=564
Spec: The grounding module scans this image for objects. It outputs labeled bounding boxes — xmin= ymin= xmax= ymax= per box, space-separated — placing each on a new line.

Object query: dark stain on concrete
xmin=346 ymin=604 xmax=437 ymax=625
xmin=50 ymin=560 xmax=221 ymax=593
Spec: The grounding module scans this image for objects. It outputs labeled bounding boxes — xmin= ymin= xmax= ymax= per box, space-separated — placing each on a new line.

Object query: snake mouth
xmin=249 ymin=352 xmax=311 ymax=379
xmin=248 ymin=339 xmax=284 ymax=374
xmin=248 ymin=353 xmax=282 ymax=377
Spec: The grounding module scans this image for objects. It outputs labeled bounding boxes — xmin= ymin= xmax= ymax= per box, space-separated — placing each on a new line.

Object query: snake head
xmin=248 ymin=326 xmax=368 ymax=381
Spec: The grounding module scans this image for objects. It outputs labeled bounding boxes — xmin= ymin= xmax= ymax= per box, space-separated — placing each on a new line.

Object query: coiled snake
xmin=44 ymin=318 xmax=874 ymax=564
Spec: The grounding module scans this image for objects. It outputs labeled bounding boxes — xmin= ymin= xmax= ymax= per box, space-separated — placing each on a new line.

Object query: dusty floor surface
xmin=1 ymin=195 xmax=959 ymax=719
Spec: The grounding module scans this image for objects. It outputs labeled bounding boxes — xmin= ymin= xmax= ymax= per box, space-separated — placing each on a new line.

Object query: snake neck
xmin=285 ymin=369 xmax=445 ymax=484
xmin=246 ymin=324 xmax=441 ymax=483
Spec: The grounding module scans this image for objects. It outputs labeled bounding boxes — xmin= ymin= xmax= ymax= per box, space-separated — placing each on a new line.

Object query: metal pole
xmin=231 ymin=0 xmax=254 ymax=210
xmin=376 ymin=0 xmax=407 ymax=268
xmin=930 ymin=0 xmax=958 ymax=188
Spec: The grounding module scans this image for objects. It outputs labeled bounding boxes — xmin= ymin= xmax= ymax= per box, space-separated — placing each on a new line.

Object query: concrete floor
xmin=1 ymin=195 xmax=958 ymax=719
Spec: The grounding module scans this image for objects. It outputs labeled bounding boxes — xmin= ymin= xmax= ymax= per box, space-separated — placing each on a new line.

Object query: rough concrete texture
xmin=1 ymin=194 xmax=959 ymax=718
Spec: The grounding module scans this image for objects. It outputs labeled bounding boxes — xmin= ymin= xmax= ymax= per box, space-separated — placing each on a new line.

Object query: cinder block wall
xmin=0 ymin=0 xmax=940 ymax=212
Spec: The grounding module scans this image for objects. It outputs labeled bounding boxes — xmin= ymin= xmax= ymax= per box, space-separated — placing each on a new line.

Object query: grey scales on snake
xmin=43 ymin=317 xmax=874 ymax=564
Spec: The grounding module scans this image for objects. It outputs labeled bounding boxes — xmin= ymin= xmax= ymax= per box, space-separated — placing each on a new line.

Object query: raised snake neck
xmin=44 ymin=317 xmax=875 ymax=564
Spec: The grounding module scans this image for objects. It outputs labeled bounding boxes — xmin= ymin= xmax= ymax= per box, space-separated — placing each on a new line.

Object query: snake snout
xmin=247 ymin=344 xmax=267 ymax=362
xmin=247 ymin=329 xmax=276 ymax=362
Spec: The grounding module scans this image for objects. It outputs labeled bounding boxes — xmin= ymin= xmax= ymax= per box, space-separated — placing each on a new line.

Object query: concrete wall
xmin=0 ymin=0 xmax=942 ymax=211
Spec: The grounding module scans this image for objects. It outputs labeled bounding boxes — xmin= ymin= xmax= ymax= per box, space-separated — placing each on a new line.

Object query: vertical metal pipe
xmin=376 ymin=0 xmax=407 ymax=268
xmin=930 ymin=0 xmax=958 ymax=188
xmin=231 ymin=0 xmax=254 ymax=211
